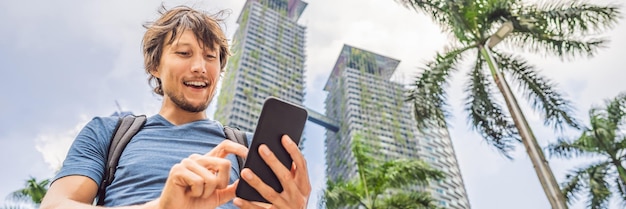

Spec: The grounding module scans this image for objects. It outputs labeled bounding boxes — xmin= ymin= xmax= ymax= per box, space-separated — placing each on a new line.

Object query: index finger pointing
xmin=208 ymin=140 xmax=248 ymax=158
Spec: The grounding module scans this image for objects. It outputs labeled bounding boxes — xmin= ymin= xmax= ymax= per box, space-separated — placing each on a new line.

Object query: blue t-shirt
xmin=54 ymin=114 xmax=240 ymax=208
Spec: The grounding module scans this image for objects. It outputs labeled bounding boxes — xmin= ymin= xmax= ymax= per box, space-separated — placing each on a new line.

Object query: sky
xmin=0 ymin=0 xmax=624 ymax=208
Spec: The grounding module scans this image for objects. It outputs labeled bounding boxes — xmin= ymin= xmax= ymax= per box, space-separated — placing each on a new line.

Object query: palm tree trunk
xmin=480 ymin=45 xmax=568 ymax=209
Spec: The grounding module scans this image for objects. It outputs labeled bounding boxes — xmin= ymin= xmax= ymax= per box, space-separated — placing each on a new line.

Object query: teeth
xmin=185 ymin=81 xmax=207 ymax=87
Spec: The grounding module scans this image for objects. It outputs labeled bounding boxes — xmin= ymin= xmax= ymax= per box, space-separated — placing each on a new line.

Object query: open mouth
xmin=184 ymin=81 xmax=208 ymax=89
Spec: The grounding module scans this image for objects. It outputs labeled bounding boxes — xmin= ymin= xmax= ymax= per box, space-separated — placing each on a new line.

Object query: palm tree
xmin=547 ymin=93 xmax=626 ymax=208
xmin=321 ymin=134 xmax=445 ymax=209
xmin=9 ymin=177 xmax=49 ymax=205
xmin=395 ymin=0 xmax=620 ymax=208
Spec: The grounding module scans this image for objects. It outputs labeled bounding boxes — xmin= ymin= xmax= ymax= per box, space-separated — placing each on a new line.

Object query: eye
xmin=206 ymin=54 xmax=217 ymax=59
xmin=175 ymin=51 xmax=190 ymax=56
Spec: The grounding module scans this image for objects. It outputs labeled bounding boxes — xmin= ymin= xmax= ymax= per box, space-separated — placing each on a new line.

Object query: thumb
xmin=216 ymin=180 xmax=239 ymax=205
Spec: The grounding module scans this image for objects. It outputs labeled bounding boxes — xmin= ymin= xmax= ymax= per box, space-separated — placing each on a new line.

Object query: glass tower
xmin=215 ymin=0 xmax=307 ymax=132
xmin=324 ymin=44 xmax=471 ymax=209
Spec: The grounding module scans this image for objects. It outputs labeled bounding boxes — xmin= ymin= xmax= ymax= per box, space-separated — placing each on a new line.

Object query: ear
xmin=149 ymin=68 xmax=160 ymax=78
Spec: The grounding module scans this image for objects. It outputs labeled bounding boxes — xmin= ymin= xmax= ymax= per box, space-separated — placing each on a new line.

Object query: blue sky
xmin=1 ymin=0 xmax=625 ymax=208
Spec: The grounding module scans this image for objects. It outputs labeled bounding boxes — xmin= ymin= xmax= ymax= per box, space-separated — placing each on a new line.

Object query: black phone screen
xmin=235 ymin=97 xmax=308 ymax=203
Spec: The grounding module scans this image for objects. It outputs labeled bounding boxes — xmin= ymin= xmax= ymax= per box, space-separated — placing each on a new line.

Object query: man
xmin=40 ymin=5 xmax=311 ymax=209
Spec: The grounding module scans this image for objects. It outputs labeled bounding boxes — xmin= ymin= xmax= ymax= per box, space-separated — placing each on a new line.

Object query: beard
xmin=165 ymin=89 xmax=211 ymax=113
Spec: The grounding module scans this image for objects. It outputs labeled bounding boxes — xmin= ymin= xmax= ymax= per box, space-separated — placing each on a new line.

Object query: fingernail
xmin=283 ymin=135 xmax=293 ymax=144
xmin=233 ymin=198 xmax=242 ymax=206
xmin=242 ymin=170 xmax=252 ymax=180
xmin=260 ymin=145 xmax=271 ymax=156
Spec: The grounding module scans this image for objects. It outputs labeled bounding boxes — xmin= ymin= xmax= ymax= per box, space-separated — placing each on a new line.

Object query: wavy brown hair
xmin=142 ymin=5 xmax=231 ymax=96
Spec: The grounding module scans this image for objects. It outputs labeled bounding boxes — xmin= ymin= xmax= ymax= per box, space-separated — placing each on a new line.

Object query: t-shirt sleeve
xmin=52 ymin=117 xmax=117 ymax=187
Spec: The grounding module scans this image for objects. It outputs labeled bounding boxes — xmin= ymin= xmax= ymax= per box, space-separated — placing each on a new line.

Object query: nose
xmin=190 ymin=56 xmax=206 ymax=74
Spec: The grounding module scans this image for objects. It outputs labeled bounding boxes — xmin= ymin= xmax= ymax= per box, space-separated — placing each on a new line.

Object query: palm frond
xmin=605 ymin=92 xmax=626 ymax=128
xmin=506 ymin=30 xmax=607 ymax=60
xmin=546 ymin=116 xmax=618 ymax=159
xmin=379 ymin=159 xmax=444 ymax=190
xmin=9 ymin=178 xmax=49 ymax=205
xmin=615 ymin=176 xmax=626 ymax=208
xmin=588 ymin=92 xmax=626 ymax=154
xmin=526 ymin=1 xmax=621 ymax=36
xmin=8 ymin=192 xmax=29 ymax=205
xmin=493 ymin=51 xmax=580 ymax=130
xmin=585 ymin=163 xmax=612 ymax=209
xmin=351 ymin=133 xmax=382 ymax=204
xmin=378 ymin=192 xmax=440 ymax=209
xmin=620 ymin=135 xmax=626 ymax=158
xmin=499 ymin=1 xmax=619 ymax=60
xmin=560 ymin=162 xmax=611 ymax=208
xmin=587 ymin=112 xmax=619 ymax=155
xmin=478 ymin=0 xmax=515 ymax=39
xmin=408 ymin=46 xmax=471 ymax=130
xmin=324 ymin=134 xmax=443 ymax=209
xmin=393 ymin=0 xmax=457 ymax=35
xmin=351 ymin=134 xmax=377 ymax=174
xmin=321 ymin=179 xmax=364 ymax=209
xmin=547 ymin=136 xmax=600 ymax=159
xmin=395 ymin=0 xmax=523 ymax=45
xmin=446 ymin=1 xmax=481 ymax=43
xmin=547 ymin=92 xmax=626 ymax=159
xmin=561 ymin=165 xmax=583 ymax=204
xmin=465 ymin=53 xmax=520 ymax=158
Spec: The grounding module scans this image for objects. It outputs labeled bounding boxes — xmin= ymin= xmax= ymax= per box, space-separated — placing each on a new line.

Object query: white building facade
xmin=215 ymin=0 xmax=307 ymax=132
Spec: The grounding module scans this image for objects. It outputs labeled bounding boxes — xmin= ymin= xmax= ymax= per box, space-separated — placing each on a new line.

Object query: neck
xmin=159 ymin=99 xmax=207 ymax=126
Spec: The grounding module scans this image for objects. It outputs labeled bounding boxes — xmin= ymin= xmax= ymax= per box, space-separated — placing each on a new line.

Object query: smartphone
xmin=235 ymin=97 xmax=308 ymax=203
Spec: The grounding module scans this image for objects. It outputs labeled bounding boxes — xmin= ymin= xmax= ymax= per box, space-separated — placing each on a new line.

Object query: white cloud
xmin=35 ymin=115 xmax=91 ymax=172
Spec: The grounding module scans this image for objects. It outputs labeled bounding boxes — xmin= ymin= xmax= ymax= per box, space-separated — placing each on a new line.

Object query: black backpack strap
xmin=96 ymin=115 xmax=147 ymax=206
xmin=223 ymin=126 xmax=249 ymax=171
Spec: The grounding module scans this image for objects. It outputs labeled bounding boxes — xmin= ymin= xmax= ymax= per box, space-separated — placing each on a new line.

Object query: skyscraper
xmin=324 ymin=45 xmax=471 ymax=209
xmin=215 ymin=0 xmax=307 ymax=132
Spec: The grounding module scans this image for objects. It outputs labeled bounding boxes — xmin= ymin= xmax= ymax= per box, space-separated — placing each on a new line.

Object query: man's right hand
xmin=157 ymin=140 xmax=248 ymax=209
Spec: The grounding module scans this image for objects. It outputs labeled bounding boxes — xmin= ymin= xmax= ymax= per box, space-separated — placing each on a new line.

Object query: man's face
xmin=153 ymin=29 xmax=221 ymax=113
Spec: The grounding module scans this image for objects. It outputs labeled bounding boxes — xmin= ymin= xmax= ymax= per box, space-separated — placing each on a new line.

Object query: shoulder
xmin=52 ymin=116 xmax=120 ymax=186
xmin=84 ymin=116 xmax=120 ymax=130
xmin=70 ymin=116 xmax=122 ymax=152
xmin=78 ymin=116 xmax=120 ymax=140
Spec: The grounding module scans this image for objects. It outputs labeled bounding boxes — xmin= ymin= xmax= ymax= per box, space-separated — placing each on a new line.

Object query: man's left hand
xmin=233 ymin=135 xmax=311 ymax=209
